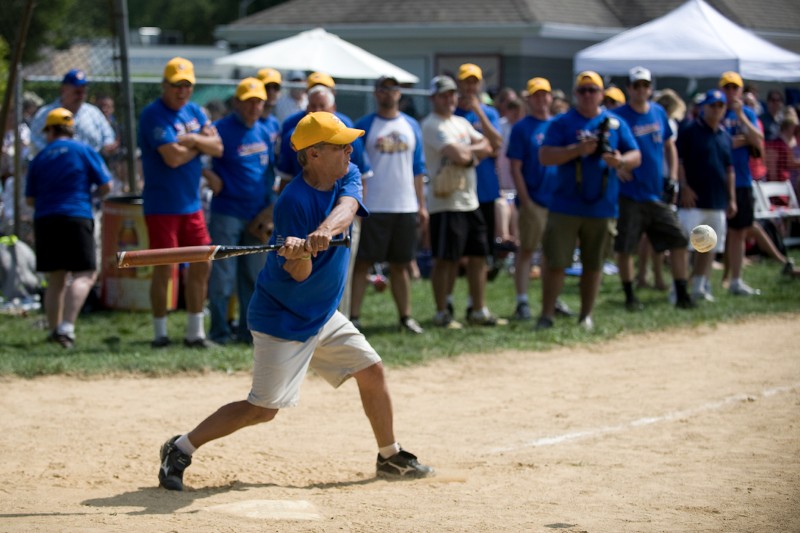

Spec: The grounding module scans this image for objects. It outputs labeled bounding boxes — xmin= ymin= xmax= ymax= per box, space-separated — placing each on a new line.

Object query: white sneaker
xmin=729 ymin=281 xmax=761 ymax=296
xmin=691 ymin=289 xmax=715 ymax=303
xmin=578 ymin=315 xmax=594 ymax=331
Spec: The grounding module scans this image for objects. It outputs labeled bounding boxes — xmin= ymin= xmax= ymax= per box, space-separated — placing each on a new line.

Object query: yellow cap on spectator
xmin=235 ymin=78 xmax=267 ymax=101
xmin=307 ymin=72 xmax=335 ymax=89
xmin=576 ymin=71 xmax=604 ymax=89
xmin=44 ymin=107 xmax=74 ymax=130
xmin=719 ymin=71 xmax=743 ymax=88
xmin=163 ymin=57 xmax=195 ymax=84
xmin=257 ymin=68 xmax=282 ymax=86
xmin=604 ymin=87 xmax=626 ymax=104
xmin=457 ymin=63 xmax=483 ymax=81
xmin=290 ymin=112 xmax=364 ymax=151
xmin=526 ymin=77 xmax=552 ymax=95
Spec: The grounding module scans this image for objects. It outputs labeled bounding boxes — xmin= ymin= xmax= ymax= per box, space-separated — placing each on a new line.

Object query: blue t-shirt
xmin=506 ymin=115 xmax=554 ymax=208
xmin=614 ymin=102 xmax=673 ymax=202
xmin=543 ymin=109 xmax=639 ymax=218
xmin=210 ymin=113 xmax=273 ymax=220
xmin=259 ymin=114 xmax=281 ymax=192
xmin=26 ymin=138 xmax=111 ymax=219
xmin=248 ymin=162 xmax=368 ymax=341
xmin=677 ymin=118 xmax=733 ymax=210
xmin=138 ymin=99 xmax=209 ymax=215
xmin=455 ymin=104 xmax=501 ymax=203
xmin=276 ymin=111 xmax=370 ymax=179
xmin=722 ymin=106 xmax=758 ymax=188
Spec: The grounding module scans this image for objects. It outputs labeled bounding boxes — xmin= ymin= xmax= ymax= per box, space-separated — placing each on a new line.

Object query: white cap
xmin=629 ymin=66 xmax=652 ymax=84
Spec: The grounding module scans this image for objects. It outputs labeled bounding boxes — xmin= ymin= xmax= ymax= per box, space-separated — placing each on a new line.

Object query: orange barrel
xmin=100 ymin=196 xmax=178 ymax=311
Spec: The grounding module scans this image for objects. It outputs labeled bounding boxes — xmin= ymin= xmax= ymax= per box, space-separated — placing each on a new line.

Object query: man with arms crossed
xmin=422 ymin=76 xmax=502 ymax=328
xmin=157 ymin=112 xmax=433 ymax=490
xmin=139 ymin=57 xmax=223 ymax=348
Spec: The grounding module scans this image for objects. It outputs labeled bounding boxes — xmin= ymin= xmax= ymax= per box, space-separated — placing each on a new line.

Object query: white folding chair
xmin=755 ymin=180 xmax=800 ymax=247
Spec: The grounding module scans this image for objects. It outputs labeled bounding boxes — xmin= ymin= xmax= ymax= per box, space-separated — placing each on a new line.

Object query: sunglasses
xmin=632 ymin=81 xmax=651 ymax=89
xmin=577 ymin=87 xmax=600 ymax=95
xmin=169 ymin=82 xmax=193 ymax=89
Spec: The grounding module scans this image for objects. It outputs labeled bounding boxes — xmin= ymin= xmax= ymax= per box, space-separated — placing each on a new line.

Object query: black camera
xmin=593 ymin=116 xmax=613 ymax=156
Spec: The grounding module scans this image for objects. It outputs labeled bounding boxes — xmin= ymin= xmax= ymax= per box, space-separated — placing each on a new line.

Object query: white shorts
xmin=248 ymin=311 xmax=381 ymax=409
xmin=677 ymin=208 xmax=727 ymax=253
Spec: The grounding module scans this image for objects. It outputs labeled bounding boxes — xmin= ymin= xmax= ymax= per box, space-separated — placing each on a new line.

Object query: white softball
xmin=690 ymin=225 xmax=718 ymax=253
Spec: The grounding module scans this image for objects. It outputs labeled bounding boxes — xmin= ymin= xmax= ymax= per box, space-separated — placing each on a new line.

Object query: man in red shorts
xmin=138 ymin=57 xmax=223 ymax=347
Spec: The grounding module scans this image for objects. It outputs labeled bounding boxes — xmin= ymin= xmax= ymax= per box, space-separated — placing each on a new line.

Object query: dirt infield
xmin=1 ymin=315 xmax=798 ymax=532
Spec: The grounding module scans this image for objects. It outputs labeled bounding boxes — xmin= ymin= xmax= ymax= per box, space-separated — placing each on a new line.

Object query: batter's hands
xmin=278 ymin=237 xmax=309 ymax=260
xmin=305 ymin=228 xmax=334 ymax=256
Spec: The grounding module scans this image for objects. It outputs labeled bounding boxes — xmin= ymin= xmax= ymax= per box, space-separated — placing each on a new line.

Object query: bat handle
xmin=331 ymin=235 xmax=351 ymax=248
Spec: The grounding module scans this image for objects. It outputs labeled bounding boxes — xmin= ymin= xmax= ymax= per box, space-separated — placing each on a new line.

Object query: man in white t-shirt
xmin=421 ymin=76 xmax=505 ymax=329
xmin=350 ymin=76 xmax=428 ymax=334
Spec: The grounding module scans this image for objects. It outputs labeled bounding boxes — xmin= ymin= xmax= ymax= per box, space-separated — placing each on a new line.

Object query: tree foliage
xmin=128 ymin=0 xmax=288 ymax=45
xmin=0 ymin=0 xmax=114 ymax=65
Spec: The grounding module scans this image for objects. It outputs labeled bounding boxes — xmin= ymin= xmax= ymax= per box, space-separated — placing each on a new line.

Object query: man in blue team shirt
xmin=26 ymin=108 xmax=111 ymax=348
xmin=455 ymin=63 xmax=504 ymax=284
xmin=157 ymin=112 xmax=433 ymax=492
xmin=613 ymin=66 xmax=694 ymax=310
xmin=139 ymin=57 xmax=223 ymax=348
xmin=507 ymin=77 xmax=556 ymax=320
xmin=256 ymin=67 xmax=283 ymax=203
xmin=676 ymin=89 xmax=735 ymax=301
xmin=350 ymin=76 xmax=428 ymax=334
xmin=719 ymin=71 xmax=764 ymax=296
xmin=538 ymin=71 xmax=641 ymax=330
xmin=202 ymin=78 xmax=274 ymax=345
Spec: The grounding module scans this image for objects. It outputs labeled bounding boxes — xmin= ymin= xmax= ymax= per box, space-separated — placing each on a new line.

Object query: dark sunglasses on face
xmin=577 ymin=87 xmax=600 ymax=95
xmin=169 ymin=82 xmax=193 ymax=89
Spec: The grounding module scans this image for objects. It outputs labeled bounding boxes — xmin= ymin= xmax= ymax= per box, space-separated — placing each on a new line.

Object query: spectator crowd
xmin=3 ymin=59 xmax=800 ymax=348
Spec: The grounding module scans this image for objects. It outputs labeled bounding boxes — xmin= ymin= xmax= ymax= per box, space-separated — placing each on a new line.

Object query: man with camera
xmin=537 ymin=71 xmax=640 ymax=330
xmin=613 ymin=67 xmax=694 ymax=311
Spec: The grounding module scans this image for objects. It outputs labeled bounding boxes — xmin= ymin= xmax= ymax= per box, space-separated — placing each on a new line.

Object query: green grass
xmin=1 ymin=252 xmax=799 ymax=378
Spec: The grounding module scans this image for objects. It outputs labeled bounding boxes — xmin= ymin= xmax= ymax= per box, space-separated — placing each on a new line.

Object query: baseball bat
xmin=116 ymin=236 xmax=351 ymax=268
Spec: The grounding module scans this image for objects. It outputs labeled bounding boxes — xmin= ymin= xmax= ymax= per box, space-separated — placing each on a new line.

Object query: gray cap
xmin=286 ymin=69 xmax=305 ymax=81
xmin=430 ymin=75 xmax=457 ymax=95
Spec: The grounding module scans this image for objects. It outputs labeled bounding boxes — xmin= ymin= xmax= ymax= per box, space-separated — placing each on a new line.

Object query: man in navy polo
xmin=676 ymin=89 xmax=735 ymax=302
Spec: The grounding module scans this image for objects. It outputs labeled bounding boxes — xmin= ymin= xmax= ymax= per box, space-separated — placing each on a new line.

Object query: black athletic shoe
xmin=151 ymin=336 xmax=171 ymax=349
xmin=159 ymin=435 xmax=192 ymax=491
xmin=376 ymin=449 xmax=434 ymax=479
xmin=183 ymin=337 xmax=217 ymax=349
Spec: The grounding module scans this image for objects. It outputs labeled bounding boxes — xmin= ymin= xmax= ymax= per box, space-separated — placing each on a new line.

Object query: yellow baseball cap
xmin=526 ymin=77 xmax=551 ymax=95
xmin=163 ymin=57 xmax=195 ymax=84
xmin=257 ymin=68 xmax=282 ymax=86
xmin=457 ymin=63 xmax=483 ymax=81
xmin=576 ymin=71 xmax=604 ymax=89
xmin=290 ymin=112 xmax=364 ymax=151
xmin=307 ymin=71 xmax=335 ymax=89
xmin=604 ymin=87 xmax=626 ymax=104
xmin=719 ymin=71 xmax=743 ymax=88
xmin=235 ymin=77 xmax=267 ymax=101
xmin=43 ymin=107 xmax=74 ymax=130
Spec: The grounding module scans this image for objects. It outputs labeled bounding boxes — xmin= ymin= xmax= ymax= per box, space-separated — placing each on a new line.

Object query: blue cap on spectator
xmin=286 ymin=70 xmax=305 ymax=81
xmin=701 ymin=89 xmax=726 ymax=106
xmin=62 ymin=69 xmax=88 ymax=87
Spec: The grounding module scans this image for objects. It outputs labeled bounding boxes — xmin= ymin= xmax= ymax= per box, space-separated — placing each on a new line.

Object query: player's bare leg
xmin=353 ymin=362 xmax=395 ymax=447
xmin=187 ymin=401 xmax=277 ymax=448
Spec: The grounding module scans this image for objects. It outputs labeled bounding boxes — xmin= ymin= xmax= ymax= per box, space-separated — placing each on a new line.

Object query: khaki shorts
xmin=248 ymin=311 xmax=381 ymax=409
xmin=543 ymin=212 xmax=615 ymax=270
xmin=517 ymin=201 xmax=548 ymax=252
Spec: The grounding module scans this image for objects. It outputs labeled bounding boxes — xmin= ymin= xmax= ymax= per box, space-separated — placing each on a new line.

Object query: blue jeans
xmin=207 ymin=212 xmax=265 ymax=343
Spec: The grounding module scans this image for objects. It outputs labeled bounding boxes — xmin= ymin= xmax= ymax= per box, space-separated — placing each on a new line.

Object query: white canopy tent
xmin=574 ymin=0 xmax=800 ymax=81
xmin=215 ymin=28 xmax=419 ymax=84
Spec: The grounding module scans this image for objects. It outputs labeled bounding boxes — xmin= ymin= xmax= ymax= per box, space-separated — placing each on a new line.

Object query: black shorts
xmin=429 ymin=209 xmax=490 ymax=261
xmin=727 ymin=186 xmax=755 ymax=229
xmin=356 ymin=212 xmax=418 ymax=263
xmin=34 ymin=215 xmax=96 ymax=272
xmin=479 ymin=201 xmax=496 ymax=253
xmin=614 ymin=196 xmax=688 ymax=254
